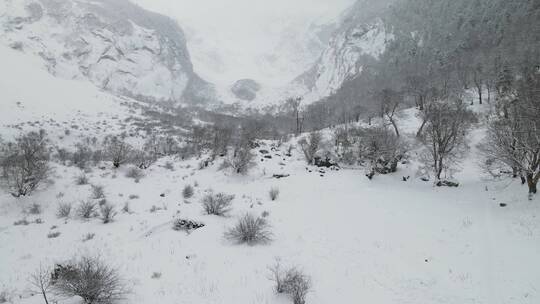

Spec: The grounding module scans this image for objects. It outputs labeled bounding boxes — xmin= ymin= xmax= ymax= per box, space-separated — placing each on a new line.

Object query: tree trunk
xmin=416 ymin=118 xmax=427 ymax=138
xmin=527 ymin=173 xmax=538 ymax=194
xmin=486 ymin=84 xmax=492 ymax=104
xmin=41 ymin=290 xmax=49 ymax=304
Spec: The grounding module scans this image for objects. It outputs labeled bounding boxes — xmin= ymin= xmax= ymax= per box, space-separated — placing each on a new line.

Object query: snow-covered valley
xmin=1 ymin=0 xmax=539 ymax=304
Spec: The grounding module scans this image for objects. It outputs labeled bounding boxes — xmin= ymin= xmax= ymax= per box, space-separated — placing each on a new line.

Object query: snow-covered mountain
xmin=294 ymin=1 xmax=395 ymax=104
xmin=129 ymin=0 xmax=353 ymax=106
xmin=0 ymin=0 xmax=214 ymax=105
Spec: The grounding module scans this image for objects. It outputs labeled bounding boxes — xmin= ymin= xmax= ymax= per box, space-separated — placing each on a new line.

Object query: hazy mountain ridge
xmin=0 ymin=0 xmax=215 ymax=105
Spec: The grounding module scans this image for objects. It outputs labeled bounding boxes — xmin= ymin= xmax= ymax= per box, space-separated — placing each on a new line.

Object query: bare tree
xmin=482 ymin=66 xmax=540 ymax=196
xmin=359 ymin=126 xmax=404 ymax=179
xmin=378 ymin=89 xmax=402 ymax=137
xmin=285 ymin=97 xmax=304 ymax=135
xmin=0 ymin=130 xmax=50 ymax=197
xmin=104 ymin=135 xmax=132 ymax=168
xmin=420 ymin=100 xmax=475 ymax=181
xmin=29 ymin=265 xmax=52 ymax=304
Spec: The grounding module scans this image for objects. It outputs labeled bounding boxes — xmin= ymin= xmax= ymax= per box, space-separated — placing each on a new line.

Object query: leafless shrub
xmin=29 ymin=265 xmax=52 ymax=304
xmin=130 ymin=148 xmax=156 ymax=170
xmin=51 ymin=256 xmax=127 ymax=304
xmin=104 ymin=135 xmax=132 ymax=168
xmin=0 ymin=130 xmax=50 ymax=197
xmin=225 ymin=214 xmax=272 ymax=245
xmin=99 ymin=204 xmax=117 ymax=224
xmin=283 ymin=268 xmax=311 ymax=304
xmin=77 ymin=201 xmax=97 ymax=219
xmin=75 ymin=174 xmax=89 ymax=185
xmin=82 ymin=233 xmax=95 ymax=242
xmin=56 ymin=203 xmax=72 ymax=218
xmin=182 ymin=185 xmax=194 ymax=199
xmin=298 ymin=132 xmax=322 ymax=165
xmin=151 ymin=272 xmax=162 ymax=279
xmin=222 ymin=145 xmax=255 ymax=175
xmin=164 ymin=161 xmax=175 ymax=171
xmin=90 ymin=185 xmax=105 ymax=200
xmin=269 ymin=262 xmax=311 ymax=304
xmin=269 ymin=187 xmax=280 ymax=201
xmin=71 ymin=142 xmax=93 ymax=169
xmin=202 ymin=192 xmax=234 ymax=216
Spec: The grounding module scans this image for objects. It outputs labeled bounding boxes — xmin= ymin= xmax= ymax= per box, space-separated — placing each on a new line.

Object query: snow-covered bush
xmin=298 ymin=132 xmax=322 ymax=165
xmin=100 ymin=204 xmax=117 ymax=224
xmin=182 ymin=185 xmax=194 ymax=199
xmin=269 ymin=187 xmax=280 ymax=201
xmin=202 ymin=192 xmax=234 ymax=216
xmin=222 ymin=145 xmax=255 ymax=174
xmin=0 ymin=130 xmax=50 ymax=197
xmin=358 ymin=127 xmax=405 ymax=179
xmin=51 ymin=256 xmax=127 ymax=304
xmin=225 ymin=213 xmax=272 ymax=245
xmin=56 ymin=203 xmax=72 ymax=218
xmin=77 ymin=201 xmax=97 ymax=219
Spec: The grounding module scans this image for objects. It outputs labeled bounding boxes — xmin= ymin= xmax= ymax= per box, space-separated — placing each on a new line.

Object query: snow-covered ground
xmin=1 ymin=102 xmax=539 ymax=303
xmin=0 ymin=26 xmax=539 ymax=304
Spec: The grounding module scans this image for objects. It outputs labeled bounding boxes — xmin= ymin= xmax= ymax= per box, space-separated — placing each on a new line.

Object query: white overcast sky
xmin=131 ymin=0 xmax=354 ymax=86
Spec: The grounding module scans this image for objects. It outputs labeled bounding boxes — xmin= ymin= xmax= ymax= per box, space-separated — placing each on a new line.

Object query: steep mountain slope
xmin=294 ymin=0 xmax=395 ymax=103
xmin=0 ymin=0 xmax=214 ymax=105
xmin=0 ymin=43 xmax=140 ymax=141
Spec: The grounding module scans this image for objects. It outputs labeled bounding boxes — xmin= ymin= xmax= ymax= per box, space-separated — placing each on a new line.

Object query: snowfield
xmin=0 ymin=128 xmax=539 ymax=304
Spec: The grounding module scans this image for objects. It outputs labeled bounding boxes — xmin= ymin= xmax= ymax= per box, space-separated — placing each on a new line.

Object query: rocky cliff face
xmin=0 ymin=0 xmax=214 ymax=105
xmin=294 ymin=0 xmax=394 ymax=103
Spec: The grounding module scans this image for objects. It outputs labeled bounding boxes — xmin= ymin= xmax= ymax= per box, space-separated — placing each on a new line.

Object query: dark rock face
xmin=231 ymin=79 xmax=261 ymax=101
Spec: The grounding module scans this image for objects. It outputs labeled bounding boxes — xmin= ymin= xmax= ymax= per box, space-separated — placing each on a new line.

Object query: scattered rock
xmin=436 ymin=180 xmax=460 ymax=187
xmin=273 ymin=174 xmax=290 ymax=179
xmin=172 ymin=219 xmax=205 ymax=232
